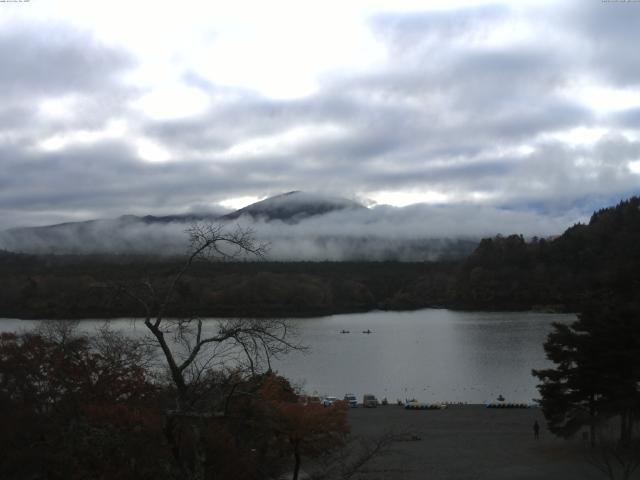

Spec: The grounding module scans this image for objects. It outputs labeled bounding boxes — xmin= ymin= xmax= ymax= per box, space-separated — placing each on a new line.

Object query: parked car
xmin=344 ymin=393 xmax=358 ymax=408
xmin=307 ymin=395 xmax=322 ymax=406
xmin=362 ymin=394 xmax=378 ymax=408
xmin=322 ymin=396 xmax=338 ymax=407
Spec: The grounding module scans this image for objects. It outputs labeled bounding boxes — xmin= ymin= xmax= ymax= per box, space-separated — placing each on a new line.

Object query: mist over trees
xmin=1 ymin=196 xmax=638 ymax=319
xmin=0 ymin=191 xmax=579 ymax=261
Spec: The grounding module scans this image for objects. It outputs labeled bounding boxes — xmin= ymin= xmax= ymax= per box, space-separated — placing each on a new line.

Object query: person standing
xmin=533 ymin=420 xmax=540 ymax=440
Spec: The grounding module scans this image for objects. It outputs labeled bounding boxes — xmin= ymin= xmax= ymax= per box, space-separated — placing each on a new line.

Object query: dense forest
xmin=450 ymin=196 xmax=640 ymax=311
xmin=1 ymin=196 xmax=638 ymax=319
xmin=0 ymin=255 xmax=454 ymax=318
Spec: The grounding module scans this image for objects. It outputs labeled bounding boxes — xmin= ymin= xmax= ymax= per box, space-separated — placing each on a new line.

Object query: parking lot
xmin=346 ymin=405 xmax=603 ymax=480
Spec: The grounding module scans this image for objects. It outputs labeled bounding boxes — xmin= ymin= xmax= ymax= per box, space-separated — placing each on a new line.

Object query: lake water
xmin=0 ymin=309 xmax=575 ymax=404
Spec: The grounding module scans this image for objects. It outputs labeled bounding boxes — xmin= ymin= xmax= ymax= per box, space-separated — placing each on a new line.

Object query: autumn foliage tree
xmin=0 ymin=225 xmax=362 ymax=480
xmin=0 ymin=326 xmax=164 ymax=479
xmin=258 ymin=374 xmax=350 ymax=480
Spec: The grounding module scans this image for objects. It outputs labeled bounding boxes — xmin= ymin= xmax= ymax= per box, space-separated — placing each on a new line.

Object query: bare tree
xmin=35 ymin=319 xmax=81 ymax=350
xmin=114 ymin=223 xmax=302 ymax=480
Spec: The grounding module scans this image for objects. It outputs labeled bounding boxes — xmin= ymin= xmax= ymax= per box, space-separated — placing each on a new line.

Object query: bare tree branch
xmin=105 ymin=222 xmax=302 ymax=480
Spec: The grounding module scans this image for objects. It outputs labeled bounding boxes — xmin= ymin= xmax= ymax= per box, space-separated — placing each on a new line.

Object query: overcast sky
xmin=1 ymin=0 xmax=639 ymax=230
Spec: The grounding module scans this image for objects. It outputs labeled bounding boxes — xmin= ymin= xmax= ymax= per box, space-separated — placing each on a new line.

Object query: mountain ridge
xmin=222 ymin=191 xmax=365 ymax=222
xmin=4 ymin=191 xmax=363 ymax=234
xmin=0 ymin=191 xmax=383 ymax=257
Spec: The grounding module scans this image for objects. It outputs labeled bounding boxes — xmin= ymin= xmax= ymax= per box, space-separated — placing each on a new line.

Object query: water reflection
xmin=0 ymin=309 xmax=575 ymax=403
xmin=274 ymin=309 xmax=575 ymax=403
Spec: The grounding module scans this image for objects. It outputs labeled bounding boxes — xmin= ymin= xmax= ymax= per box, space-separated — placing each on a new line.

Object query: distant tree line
xmin=0 ymin=256 xmax=455 ymax=319
xmin=1 ymin=196 xmax=639 ymax=318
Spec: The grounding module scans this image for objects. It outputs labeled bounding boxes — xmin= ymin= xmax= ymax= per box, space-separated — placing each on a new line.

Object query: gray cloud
xmin=1 ymin=3 xmax=640 ymax=239
xmin=567 ymin=1 xmax=640 ymax=87
xmin=0 ymin=140 xmax=255 ymax=228
xmin=0 ymin=23 xmax=133 ymax=98
xmin=370 ymin=5 xmax=510 ymax=54
xmin=612 ymin=107 xmax=640 ymax=129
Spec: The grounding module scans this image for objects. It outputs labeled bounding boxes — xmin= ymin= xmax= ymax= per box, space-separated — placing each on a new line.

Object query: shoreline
xmin=0 ymin=305 xmax=574 ymax=321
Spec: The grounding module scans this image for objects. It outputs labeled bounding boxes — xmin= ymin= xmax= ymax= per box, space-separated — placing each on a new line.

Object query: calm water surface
xmin=1 ymin=309 xmax=575 ymax=403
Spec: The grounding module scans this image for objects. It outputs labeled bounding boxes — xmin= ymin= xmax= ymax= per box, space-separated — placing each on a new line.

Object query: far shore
xmin=1 ymin=304 xmax=574 ymax=322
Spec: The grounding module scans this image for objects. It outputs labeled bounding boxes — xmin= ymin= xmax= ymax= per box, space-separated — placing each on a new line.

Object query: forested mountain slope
xmin=449 ymin=197 xmax=640 ymax=310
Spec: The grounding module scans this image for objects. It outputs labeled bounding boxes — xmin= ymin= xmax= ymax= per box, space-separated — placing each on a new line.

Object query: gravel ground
xmin=345 ymin=405 xmax=604 ymax=480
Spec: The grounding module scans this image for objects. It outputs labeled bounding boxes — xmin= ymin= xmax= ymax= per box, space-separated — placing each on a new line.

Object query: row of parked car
xmin=299 ymin=393 xmax=380 ymax=408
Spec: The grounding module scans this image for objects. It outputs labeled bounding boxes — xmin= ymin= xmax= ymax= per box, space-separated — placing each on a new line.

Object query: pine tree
xmin=533 ymin=300 xmax=640 ymax=445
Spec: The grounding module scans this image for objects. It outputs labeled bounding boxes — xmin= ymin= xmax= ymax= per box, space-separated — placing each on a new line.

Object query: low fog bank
xmin=0 ymin=204 xmax=583 ymax=261
xmin=0 ymin=219 xmax=190 ymax=256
